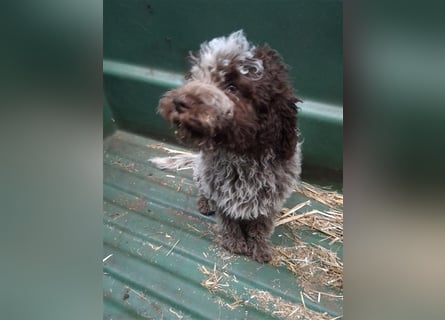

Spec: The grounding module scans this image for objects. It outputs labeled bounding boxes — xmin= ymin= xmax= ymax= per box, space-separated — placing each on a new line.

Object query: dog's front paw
xmin=247 ymin=239 xmax=272 ymax=263
xmin=197 ymin=196 xmax=215 ymax=216
xmin=219 ymin=236 xmax=248 ymax=255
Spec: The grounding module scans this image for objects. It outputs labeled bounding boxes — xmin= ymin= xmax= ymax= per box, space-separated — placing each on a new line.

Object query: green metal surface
xmin=104 ymin=131 xmax=342 ymax=319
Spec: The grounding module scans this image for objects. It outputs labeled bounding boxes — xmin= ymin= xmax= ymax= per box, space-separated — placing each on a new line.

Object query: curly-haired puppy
xmin=151 ymin=30 xmax=302 ymax=263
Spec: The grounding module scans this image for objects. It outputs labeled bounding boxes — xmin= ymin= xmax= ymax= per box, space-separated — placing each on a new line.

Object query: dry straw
xmin=198 ymin=263 xmax=339 ymax=319
xmin=247 ymin=289 xmax=335 ymax=320
xmin=296 ymin=182 xmax=343 ymax=209
xmin=270 ymin=240 xmax=343 ymax=301
xmin=273 ymin=182 xmax=343 ymax=301
xmin=276 ymin=207 xmax=343 ymax=244
xmin=277 ymin=182 xmax=343 ymax=244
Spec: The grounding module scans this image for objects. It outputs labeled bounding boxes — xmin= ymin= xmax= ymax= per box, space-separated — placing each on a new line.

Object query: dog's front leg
xmin=216 ymin=212 xmax=248 ymax=255
xmin=243 ymin=215 xmax=274 ymax=263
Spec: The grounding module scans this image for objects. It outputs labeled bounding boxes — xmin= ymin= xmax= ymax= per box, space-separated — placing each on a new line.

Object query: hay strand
xmin=296 ymin=182 xmax=343 ymax=209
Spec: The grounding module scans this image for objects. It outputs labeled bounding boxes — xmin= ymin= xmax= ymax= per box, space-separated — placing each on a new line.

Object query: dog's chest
xmin=195 ymin=151 xmax=278 ymax=195
xmin=193 ymin=149 xmax=300 ymax=219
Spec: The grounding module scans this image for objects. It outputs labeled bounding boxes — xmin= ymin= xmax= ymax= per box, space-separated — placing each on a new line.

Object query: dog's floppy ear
xmin=254 ymin=45 xmax=301 ymax=159
xmin=256 ymin=92 xmax=299 ymax=160
xmin=273 ymin=95 xmax=299 ymax=160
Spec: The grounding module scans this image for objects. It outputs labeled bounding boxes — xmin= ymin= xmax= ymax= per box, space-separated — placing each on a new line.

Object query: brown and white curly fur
xmin=151 ymin=30 xmax=302 ymax=263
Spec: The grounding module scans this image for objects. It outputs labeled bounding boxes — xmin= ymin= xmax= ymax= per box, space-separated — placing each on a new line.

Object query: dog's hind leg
xmin=216 ymin=212 xmax=248 ymax=255
xmin=243 ymin=215 xmax=274 ymax=263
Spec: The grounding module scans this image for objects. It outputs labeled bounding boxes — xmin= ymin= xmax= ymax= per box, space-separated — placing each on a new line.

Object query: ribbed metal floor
xmin=103 ymin=131 xmax=342 ymax=319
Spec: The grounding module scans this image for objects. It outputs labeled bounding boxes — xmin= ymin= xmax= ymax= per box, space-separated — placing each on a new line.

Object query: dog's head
xmin=158 ymin=30 xmax=299 ymax=159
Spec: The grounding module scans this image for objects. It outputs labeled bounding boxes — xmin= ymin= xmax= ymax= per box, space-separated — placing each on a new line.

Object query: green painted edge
xmin=299 ymin=100 xmax=343 ymax=123
xmin=103 ymin=59 xmax=183 ymax=88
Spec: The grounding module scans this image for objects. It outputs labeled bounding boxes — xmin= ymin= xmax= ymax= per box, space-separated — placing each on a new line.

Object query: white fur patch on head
xmin=190 ymin=30 xmax=264 ymax=83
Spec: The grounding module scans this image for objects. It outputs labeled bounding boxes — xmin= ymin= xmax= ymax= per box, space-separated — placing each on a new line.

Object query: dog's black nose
xmin=173 ymin=96 xmax=189 ymax=113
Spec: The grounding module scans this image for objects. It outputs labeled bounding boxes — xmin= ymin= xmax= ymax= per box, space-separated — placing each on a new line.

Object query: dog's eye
xmin=225 ymin=84 xmax=237 ymax=93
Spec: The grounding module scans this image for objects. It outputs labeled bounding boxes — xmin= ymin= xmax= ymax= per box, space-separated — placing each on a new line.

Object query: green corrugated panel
xmin=103 ymin=131 xmax=342 ymax=319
